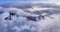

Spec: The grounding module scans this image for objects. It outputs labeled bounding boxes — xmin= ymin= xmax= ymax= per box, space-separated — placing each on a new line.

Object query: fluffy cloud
xmin=0 ymin=3 xmax=60 ymax=32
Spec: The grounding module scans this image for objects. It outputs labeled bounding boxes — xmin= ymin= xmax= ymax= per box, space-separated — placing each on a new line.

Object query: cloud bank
xmin=0 ymin=3 xmax=60 ymax=32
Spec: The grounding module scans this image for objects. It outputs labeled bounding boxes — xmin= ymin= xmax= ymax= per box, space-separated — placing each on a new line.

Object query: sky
xmin=0 ymin=0 xmax=60 ymax=5
xmin=0 ymin=0 xmax=48 ymax=5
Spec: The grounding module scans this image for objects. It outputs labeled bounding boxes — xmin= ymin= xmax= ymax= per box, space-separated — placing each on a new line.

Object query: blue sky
xmin=0 ymin=0 xmax=59 ymax=5
xmin=0 ymin=0 xmax=49 ymax=5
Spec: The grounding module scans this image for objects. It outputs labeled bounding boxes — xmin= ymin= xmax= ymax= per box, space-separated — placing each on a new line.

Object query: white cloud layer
xmin=0 ymin=3 xmax=60 ymax=32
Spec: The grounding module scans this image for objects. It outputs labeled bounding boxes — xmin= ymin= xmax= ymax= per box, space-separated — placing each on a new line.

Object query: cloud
xmin=31 ymin=0 xmax=60 ymax=4
xmin=46 ymin=0 xmax=60 ymax=3
xmin=0 ymin=3 xmax=60 ymax=32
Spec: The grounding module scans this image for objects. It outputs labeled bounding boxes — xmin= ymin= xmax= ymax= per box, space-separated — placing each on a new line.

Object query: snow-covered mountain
xmin=0 ymin=3 xmax=60 ymax=32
